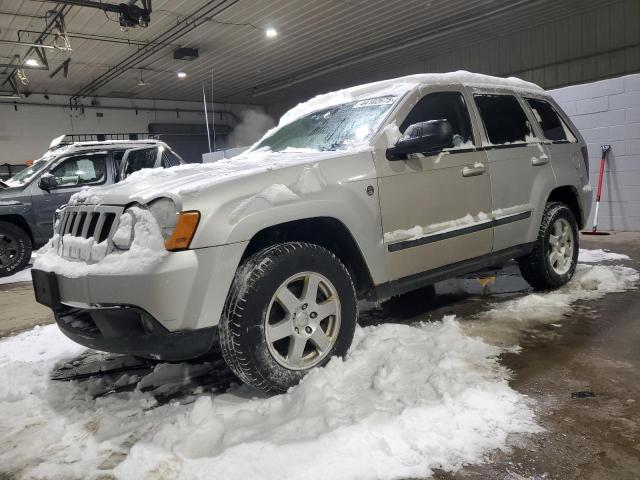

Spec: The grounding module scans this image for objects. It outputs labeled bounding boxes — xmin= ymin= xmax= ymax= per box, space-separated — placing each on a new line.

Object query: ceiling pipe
xmin=0 ymin=39 xmax=57 ymax=49
xmin=250 ymin=0 xmax=551 ymax=98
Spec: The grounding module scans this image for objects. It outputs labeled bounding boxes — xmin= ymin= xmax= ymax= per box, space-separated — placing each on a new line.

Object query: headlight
xmin=148 ymin=197 xmax=200 ymax=251
xmin=148 ymin=197 xmax=178 ymax=241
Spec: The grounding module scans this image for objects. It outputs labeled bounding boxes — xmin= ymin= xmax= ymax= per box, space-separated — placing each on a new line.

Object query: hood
xmin=69 ymin=148 xmax=353 ymax=207
xmin=0 ymin=184 xmax=26 ymax=203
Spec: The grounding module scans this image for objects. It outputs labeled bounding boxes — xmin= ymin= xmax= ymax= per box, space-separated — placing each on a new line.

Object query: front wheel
xmin=518 ymin=202 xmax=579 ymax=290
xmin=0 ymin=221 xmax=32 ymax=278
xmin=219 ymin=242 xmax=357 ymax=393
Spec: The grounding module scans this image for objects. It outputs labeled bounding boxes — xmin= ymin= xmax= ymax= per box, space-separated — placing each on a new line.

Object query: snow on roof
xmin=278 ymin=70 xmax=543 ymax=128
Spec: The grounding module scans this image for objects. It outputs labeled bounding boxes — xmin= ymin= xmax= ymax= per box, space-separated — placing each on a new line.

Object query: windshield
xmin=5 ymin=159 xmax=49 ymax=187
xmin=254 ymin=95 xmax=397 ymax=152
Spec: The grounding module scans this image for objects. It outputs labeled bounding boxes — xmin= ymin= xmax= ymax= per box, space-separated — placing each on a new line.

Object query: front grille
xmin=55 ymin=205 xmax=124 ymax=261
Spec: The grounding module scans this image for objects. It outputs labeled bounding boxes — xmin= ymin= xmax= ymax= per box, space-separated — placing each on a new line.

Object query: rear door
xmin=120 ymin=146 xmax=161 ymax=179
xmin=524 ymin=96 xmax=587 ymax=202
xmin=375 ymin=89 xmax=493 ymax=281
xmin=472 ymin=93 xmax=556 ymax=252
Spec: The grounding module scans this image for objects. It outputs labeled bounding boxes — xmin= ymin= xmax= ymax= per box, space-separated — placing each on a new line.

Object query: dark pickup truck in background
xmin=0 ymin=134 xmax=184 ymax=277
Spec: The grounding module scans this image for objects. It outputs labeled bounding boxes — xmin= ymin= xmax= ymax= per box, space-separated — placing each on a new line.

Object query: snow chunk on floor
xmin=0 ymin=318 xmax=539 ymax=480
xmin=465 ymin=262 xmax=638 ymax=345
xmin=0 ymin=267 xmax=32 ymax=285
xmin=578 ymin=248 xmax=630 ymax=263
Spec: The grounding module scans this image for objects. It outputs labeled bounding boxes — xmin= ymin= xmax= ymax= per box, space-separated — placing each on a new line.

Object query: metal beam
xmin=70 ymin=0 xmax=240 ymax=100
xmin=1 ymin=7 xmax=69 ymax=89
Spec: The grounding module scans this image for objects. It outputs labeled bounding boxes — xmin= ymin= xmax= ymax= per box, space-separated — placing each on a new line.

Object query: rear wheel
xmin=518 ymin=202 xmax=578 ymax=290
xmin=219 ymin=242 xmax=357 ymax=393
xmin=0 ymin=221 xmax=32 ymax=278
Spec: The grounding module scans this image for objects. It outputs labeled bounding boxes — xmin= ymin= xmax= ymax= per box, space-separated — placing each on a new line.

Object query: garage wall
xmin=550 ymin=73 xmax=640 ymax=231
xmin=0 ymin=94 xmax=265 ymax=168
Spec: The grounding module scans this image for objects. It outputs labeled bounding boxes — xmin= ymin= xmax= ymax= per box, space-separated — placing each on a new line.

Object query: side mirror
xmin=386 ymin=119 xmax=454 ymax=160
xmin=39 ymin=174 xmax=58 ymax=191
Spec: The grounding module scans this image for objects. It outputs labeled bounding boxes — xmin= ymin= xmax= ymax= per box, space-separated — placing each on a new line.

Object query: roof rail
xmin=52 ymin=132 xmax=161 ymax=148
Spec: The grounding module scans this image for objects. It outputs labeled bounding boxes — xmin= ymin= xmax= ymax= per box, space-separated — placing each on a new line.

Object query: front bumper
xmin=55 ymin=305 xmax=217 ymax=361
xmin=33 ymin=241 xmax=248 ymax=332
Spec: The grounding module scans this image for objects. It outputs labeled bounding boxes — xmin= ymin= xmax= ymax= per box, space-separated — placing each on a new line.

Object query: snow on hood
xmin=69 ymin=147 xmax=349 ymax=207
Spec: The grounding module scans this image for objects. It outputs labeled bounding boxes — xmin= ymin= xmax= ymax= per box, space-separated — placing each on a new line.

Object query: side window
xmin=49 ymin=154 xmax=107 ymax=187
xmin=123 ymin=147 xmax=158 ymax=177
xmin=161 ymin=148 xmax=183 ymax=168
xmin=400 ymin=92 xmax=474 ymax=148
xmin=525 ymin=98 xmax=577 ymax=142
xmin=474 ymin=94 xmax=535 ymax=145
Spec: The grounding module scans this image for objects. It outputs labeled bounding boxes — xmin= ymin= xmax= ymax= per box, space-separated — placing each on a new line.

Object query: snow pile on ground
xmin=578 ymin=248 xmax=630 ymax=263
xmin=34 ymin=206 xmax=167 ymax=278
xmin=0 ymin=250 xmax=636 ymax=479
xmin=0 ymin=319 xmax=539 ymax=480
xmin=464 ymin=262 xmax=638 ymax=345
xmin=0 ymin=254 xmax=37 ymax=285
xmin=0 ymin=268 xmax=32 ymax=285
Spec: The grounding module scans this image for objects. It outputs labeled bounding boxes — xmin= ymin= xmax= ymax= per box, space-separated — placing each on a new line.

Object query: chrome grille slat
xmin=55 ymin=205 xmax=125 ymax=262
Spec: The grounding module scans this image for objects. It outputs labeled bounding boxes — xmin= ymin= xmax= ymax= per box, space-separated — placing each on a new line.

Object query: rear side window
xmin=161 ymin=148 xmax=183 ymax=168
xmin=525 ymin=98 xmax=576 ymax=142
xmin=124 ymin=147 xmax=158 ymax=177
xmin=400 ymin=92 xmax=474 ymax=147
xmin=474 ymin=94 xmax=535 ymax=145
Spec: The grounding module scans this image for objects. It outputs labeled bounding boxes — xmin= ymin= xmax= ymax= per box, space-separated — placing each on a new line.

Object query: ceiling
xmin=0 ymin=0 xmax=632 ymax=108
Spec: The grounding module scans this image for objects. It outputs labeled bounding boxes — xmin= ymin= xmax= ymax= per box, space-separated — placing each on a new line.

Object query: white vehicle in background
xmin=32 ymin=71 xmax=591 ymax=392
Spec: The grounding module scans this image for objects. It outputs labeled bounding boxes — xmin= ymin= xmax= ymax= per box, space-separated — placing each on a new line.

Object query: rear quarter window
xmin=525 ymin=98 xmax=577 ymax=143
xmin=474 ymin=94 xmax=535 ymax=145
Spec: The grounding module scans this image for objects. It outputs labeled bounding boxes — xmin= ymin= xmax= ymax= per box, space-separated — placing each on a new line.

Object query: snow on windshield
xmin=254 ymin=96 xmax=397 ymax=152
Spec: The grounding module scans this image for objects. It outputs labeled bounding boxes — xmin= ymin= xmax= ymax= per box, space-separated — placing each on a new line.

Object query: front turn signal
xmin=165 ymin=211 xmax=200 ymax=251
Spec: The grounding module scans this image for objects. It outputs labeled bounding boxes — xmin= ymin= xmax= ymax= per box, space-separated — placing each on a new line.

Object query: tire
xmin=517 ymin=202 xmax=579 ymax=290
xmin=219 ymin=242 xmax=357 ymax=393
xmin=0 ymin=221 xmax=32 ymax=278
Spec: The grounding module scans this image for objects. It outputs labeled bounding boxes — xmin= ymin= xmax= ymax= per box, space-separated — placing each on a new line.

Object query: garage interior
xmin=1 ymin=0 xmax=640 ymax=479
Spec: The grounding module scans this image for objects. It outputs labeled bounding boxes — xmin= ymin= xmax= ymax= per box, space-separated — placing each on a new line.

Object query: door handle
xmin=531 ymin=156 xmax=550 ymax=166
xmin=462 ymin=164 xmax=486 ymax=177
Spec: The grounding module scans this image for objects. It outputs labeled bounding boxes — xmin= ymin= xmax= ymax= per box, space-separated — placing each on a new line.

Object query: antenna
xmin=211 ymin=67 xmax=216 ymax=151
xmin=202 ymin=84 xmax=212 ymax=153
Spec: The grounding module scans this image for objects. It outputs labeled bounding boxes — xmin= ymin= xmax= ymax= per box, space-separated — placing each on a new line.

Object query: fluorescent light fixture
xmin=24 ymin=58 xmax=39 ymax=67
xmin=177 ymin=71 xmax=187 ymax=79
xmin=265 ymin=27 xmax=277 ymax=38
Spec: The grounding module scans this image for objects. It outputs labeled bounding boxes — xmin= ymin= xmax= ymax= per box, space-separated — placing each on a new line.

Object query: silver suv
xmin=32 ymin=72 xmax=591 ymax=392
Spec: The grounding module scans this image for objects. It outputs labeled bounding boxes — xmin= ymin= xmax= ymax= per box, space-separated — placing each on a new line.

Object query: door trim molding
xmin=387 ymin=210 xmax=531 ymax=252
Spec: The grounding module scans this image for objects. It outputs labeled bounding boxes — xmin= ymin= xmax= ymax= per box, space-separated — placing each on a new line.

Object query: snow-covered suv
xmin=32 ymin=72 xmax=591 ymax=392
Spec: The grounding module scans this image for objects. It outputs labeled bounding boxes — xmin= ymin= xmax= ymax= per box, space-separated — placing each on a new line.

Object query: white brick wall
xmin=550 ymin=73 xmax=640 ymax=232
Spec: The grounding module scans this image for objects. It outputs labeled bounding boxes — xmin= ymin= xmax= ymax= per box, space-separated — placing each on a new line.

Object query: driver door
xmin=32 ymin=151 xmax=109 ymax=239
xmin=374 ymin=89 xmax=493 ymax=281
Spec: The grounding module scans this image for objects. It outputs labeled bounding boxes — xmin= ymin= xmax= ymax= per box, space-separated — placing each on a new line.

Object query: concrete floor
xmin=0 ymin=233 xmax=638 ymax=479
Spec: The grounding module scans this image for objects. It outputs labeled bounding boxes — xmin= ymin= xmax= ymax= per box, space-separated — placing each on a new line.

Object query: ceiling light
xmin=177 ymin=71 xmax=187 ymax=79
xmin=265 ymin=27 xmax=277 ymax=38
xmin=24 ymin=58 xmax=39 ymax=67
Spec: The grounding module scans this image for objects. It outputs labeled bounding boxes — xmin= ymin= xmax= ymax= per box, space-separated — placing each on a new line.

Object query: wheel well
xmin=0 ymin=215 xmax=34 ymax=244
xmin=242 ymin=217 xmax=374 ymax=298
xmin=548 ymin=186 xmax=584 ymax=229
